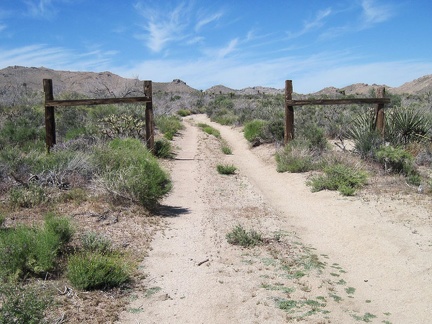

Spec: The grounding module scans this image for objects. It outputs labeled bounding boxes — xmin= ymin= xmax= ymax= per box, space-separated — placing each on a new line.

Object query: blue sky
xmin=0 ymin=0 xmax=431 ymax=93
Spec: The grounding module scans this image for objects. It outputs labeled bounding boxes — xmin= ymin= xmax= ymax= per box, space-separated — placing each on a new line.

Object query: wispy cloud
xmin=217 ymin=38 xmax=238 ymax=58
xmin=319 ymin=0 xmax=396 ymax=39
xmin=195 ymin=11 xmax=223 ymax=31
xmin=24 ymin=0 xmax=57 ymax=19
xmin=287 ymin=8 xmax=332 ymax=39
xmin=134 ymin=2 xmax=226 ymax=54
xmin=0 ymin=44 xmax=114 ymax=71
xmin=0 ymin=24 xmax=6 ymax=33
xmin=360 ymin=0 xmax=394 ymax=26
xmin=134 ymin=2 xmax=192 ymax=53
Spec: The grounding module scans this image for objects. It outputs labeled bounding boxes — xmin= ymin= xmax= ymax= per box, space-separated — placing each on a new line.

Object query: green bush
xmin=0 ymin=215 xmax=73 ymax=281
xmin=221 ymin=142 xmax=232 ymax=155
xmin=67 ymin=252 xmax=131 ymax=290
xmin=154 ymin=139 xmax=174 ymax=159
xmin=308 ymin=163 xmax=368 ymax=196
xmin=275 ymin=143 xmax=316 ymax=173
xmin=0 ymin=214 xmax=5 ymax=228
xmin=226 ymin=225 xmax=263 ymax=248
xmin=243 ymin=119 xmax=267 ymax=142
xmin=0 ymin=226 xmax=33 ymax=281
xmin=93 ymin=138 xmax=172 ymax=208
xmin=9 ymin=184 xmax=46 ymax=209
xmin=177 ymin=109 xmax=191 ymax=117
xmin=376 ymin=146 xmax=416 ymax=176
xmin=44 ymin=213 xmax=74 ymax=246
xmin=298 ymin=124 xmax=328 ymax=152
xmin=0 ymin=283 xmax=51 ymax=324
xmin=217 ymin=164 xmax=237 ymax=175
xmin=155 ymin=115 xmax=183 ymax=139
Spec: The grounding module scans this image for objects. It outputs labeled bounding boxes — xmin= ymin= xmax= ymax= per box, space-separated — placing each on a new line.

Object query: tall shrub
xmin=93 ymin=138 xmax=172 ymax=208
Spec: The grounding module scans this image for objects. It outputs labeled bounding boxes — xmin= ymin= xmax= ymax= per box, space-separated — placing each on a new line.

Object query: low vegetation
xmin=217 ymin=164 xmax=237 ymax=175
xmin=226 ymin=225 xmax=263 ymax=247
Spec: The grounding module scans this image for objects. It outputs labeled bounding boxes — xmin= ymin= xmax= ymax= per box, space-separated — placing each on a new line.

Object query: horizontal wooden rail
xmin=286 ymin=98 xmax=390 ymax=106
xmin=44 ymin=96 xmax=151 ymax=107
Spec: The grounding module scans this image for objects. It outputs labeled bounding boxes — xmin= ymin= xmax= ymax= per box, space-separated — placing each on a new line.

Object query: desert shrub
xmin=0 ymin=215 xmax=4 ymax=228
xmin=93 ymin=138 xmax=172 ymax=208
xmin=0 ymin=215 xmax=72 ymax=280
xmin=0 ymin=226 xmax=32 ymax=281
xmin=155 ymin=115 xmax=183 ymax=140
xmin=154 ymin=138 xmax=174 ymax=159
xmin=243 ymin=119 xmax=267 ymax=142
xmin=216 ymin=164 xmax=237 ymax=175
xmin=308 ymin=163 xmax=368 ymax=196
xmin=376 ymin=146 xmax=417 ymax=177
xmin=9 ymin=184 xmax=47 ymax=208
xmin=44 ymin=213 xmax=74 ymax=246
xmin=298 ymin=124 xmax=328 ymax=153
xmin=80 ymin=231 xmax=112 ymax=254
xmin=221 ymin=141 xmax=232 ymax=155
xmin=226 ymin=225 xmax=263 ymax=248
xmin=197 ymin=123 xmax=221 ymax=138
xmin=265 ymin=119 xmax=285 ymax=142
xmin=67 ymin=252 xmax=131 ymax=290
xmin=0 ymin=107 xmax=45 ymax=151
xmin=177 ymin=109 xmax=191 ymax=117
xmin=386 ymin=105 xmax=430 ymax=145
xmin=276 ymin=144 xmax=316 ymax=173
xmin=0 ymin=283 xmax=51 ymax=324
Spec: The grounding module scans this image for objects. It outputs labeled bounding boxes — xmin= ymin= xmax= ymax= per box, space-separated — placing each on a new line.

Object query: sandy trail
xmin=119 ymin=115 xmax=432 ymax=324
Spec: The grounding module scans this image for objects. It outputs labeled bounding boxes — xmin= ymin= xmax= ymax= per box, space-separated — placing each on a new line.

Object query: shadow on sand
xmin=156 ymin=205 xmax=190 ymax=217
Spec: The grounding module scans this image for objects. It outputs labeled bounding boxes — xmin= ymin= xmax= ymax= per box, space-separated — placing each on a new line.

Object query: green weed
xmin=226 ymin=225 xmax=263 ymax=248
xmin=217 ymin=164 xmax=237 ymax=175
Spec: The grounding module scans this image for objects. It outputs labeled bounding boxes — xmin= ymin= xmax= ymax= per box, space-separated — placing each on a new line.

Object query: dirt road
xmin=119 ymin=115 xmax=432 ymax=323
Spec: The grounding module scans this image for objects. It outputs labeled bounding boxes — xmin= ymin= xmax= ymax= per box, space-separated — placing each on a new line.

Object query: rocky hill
xmin=1 ymin=66 xmax=431 ymax=98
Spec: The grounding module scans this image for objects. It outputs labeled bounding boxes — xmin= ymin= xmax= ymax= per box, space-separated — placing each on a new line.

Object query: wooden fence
xmin=284 ymin=80 xmax=390 ymax=144
xmin=43 ymin=79 xmax=154 ymax=152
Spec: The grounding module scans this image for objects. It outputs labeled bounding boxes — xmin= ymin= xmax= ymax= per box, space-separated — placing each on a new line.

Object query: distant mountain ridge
xmin=1 ymin=66 xmax=431 ymax=98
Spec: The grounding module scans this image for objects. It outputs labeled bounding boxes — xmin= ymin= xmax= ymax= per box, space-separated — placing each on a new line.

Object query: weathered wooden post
xmin=144 ymin=80 xmax=154 ymax=151
xmin=284 ymin=80 xmax=294 ymax=144
xmin=43 ymin=79 xmax=56 ymax=152
xmin=375 ymin=87 xmax=385 ymax=136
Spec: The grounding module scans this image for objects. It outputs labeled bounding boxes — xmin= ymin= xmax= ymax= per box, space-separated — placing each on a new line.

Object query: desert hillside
xmin=1 ymin=65 xmax=432 ymax=98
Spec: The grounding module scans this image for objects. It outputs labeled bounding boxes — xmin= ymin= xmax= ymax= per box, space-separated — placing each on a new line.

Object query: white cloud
xmin=24 ymin=0 xmax=57 ymax=19
xmin=195 ymin=11 xmax=223 ymax=31
xmin=287 ymin=8 xmax=332 ymax=39
xmin=0 ymin=24 xmax=6 ymax=32
xmin=217 ymin=38 xmax=238 ymax=58
xmin=135 ymin=2 xmax=191 ymax=53
xmin=361 ymin=0 xmax=394 ymax=25
xmin=0 ymin=44 xmax=115 ymax=71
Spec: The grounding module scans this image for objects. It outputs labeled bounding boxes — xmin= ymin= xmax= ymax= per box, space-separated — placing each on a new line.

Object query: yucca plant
xmin=386 ymin=105 xmax=430 ymax=145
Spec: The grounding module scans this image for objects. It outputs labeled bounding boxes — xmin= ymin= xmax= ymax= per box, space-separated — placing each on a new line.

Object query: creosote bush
xmin=226 ymin=225 xmax=263 ymax=248
xmin=93 ymin=138 xmax=172 ymax=208
xmin=307 ymin=163 xmax=368 ymax=196
xmin=0 ymin=214 xmax=73 ymax=281
xmin=67 ymin=252 xmax=132 ymax=290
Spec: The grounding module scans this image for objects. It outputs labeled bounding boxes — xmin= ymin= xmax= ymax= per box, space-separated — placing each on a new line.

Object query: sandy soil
xmin=118 ymin=115 xmax=432 ymax=324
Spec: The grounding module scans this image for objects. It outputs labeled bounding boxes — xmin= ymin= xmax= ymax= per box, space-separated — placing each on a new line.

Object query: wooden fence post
xmin=284 ymin=80 xmax=294 ymax=144
xmin=43 ymin=79 xmax=56 ymax=152
xmin=144 ymin=81 xmax=154 ymax=151
xmin=375 ymin=87 xmax=385 ymax=136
